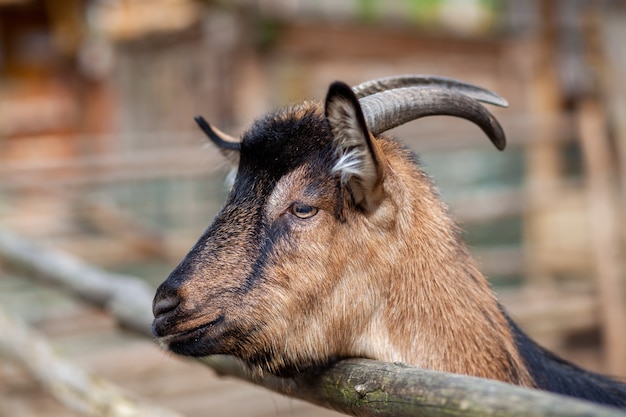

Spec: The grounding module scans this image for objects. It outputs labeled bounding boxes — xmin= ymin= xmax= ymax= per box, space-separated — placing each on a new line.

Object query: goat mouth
xmin=158 ymin=315 xmax=226 ymax=356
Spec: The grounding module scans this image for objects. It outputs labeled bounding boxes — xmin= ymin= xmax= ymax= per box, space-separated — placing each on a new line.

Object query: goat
xmin=152 ymin=75 xmax=626 ymax=408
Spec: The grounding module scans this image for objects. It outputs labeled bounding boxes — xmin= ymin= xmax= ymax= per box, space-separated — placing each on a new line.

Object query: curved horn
xmin=352 ymin=75 xmax=508 ymax=108
xmin=359 ymin=87 xmax=506 ymax=150
xmin=194 ymin=116 xmax=241 ymax=151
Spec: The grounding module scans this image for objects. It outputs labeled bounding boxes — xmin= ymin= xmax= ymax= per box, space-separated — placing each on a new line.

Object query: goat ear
xmin=325 ymin=81 xmax=386 ymax=211
xmin=194 ymin=116 xmax=240 ymax=165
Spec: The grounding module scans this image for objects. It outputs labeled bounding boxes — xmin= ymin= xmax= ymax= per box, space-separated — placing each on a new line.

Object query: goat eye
xmin=290 ymin=203 xmax=318 ymax=219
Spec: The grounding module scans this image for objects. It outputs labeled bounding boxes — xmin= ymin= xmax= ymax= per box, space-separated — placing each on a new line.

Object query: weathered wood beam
xmin=0 ymin=306 xmax=184 ymax=417
xmin=205 ymin=354 xmax=626 ymax=417
xmin=576 ymin=98 xmax=626 ymax=375
xmin=1 ymin=230 xmax=624 ymax=417
xmin=0 ymin=229 xmax=154 ymax=336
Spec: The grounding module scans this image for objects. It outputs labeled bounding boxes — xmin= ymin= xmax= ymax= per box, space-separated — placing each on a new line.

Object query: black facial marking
xmin=237 ymin=229 xmax=273 ymax=294
xmin=239 ymin=105 xmax=336 ymax=182
xmin=224 ymin=104 xmax=337 ymax=294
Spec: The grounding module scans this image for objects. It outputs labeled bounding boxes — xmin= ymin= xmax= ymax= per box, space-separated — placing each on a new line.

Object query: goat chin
xmin=153 ymin=75 xmax=626 ymax=409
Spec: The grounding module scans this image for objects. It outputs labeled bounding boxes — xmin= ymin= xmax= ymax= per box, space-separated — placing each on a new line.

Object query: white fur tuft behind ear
xmin=325 ymin=81 xmax=385 ymax=210
xmin=327 ymin=99 xmax=377 ymax=186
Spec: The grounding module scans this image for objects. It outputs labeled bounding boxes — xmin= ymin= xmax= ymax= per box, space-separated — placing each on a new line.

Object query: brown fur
xmin=153 ymin=98 xmax=534 ymax=386
xmin=152 ymin=78 xmax=626 ymax=408
xmin=258 ymin=136 xmax=534 ymax=384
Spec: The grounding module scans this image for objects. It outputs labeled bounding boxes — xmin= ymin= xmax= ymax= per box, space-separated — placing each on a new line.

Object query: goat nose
xmin=153 ymin=294 xmax=180 ymax=318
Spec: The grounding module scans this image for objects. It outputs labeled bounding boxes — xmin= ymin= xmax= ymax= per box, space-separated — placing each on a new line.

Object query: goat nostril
xmin=153 ymin=295 xmax=180 ymax=318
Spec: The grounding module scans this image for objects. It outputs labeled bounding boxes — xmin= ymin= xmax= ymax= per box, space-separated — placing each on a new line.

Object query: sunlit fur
xmin=153 ymin=86 xmax=626 ymax=408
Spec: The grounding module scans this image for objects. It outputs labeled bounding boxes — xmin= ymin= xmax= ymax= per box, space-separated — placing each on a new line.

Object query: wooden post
xmin=601 ymin=2 xmax=626 ymax=260
xmin=575 ymin=98 xmax=626 ymax=376
xmin=523 ymin=0 xmax=566 ymax=287
xmin=570 ymin=2 xmax=626 ymax=377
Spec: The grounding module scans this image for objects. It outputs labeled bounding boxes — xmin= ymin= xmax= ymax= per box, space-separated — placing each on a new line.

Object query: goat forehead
xmin=216 ymin=103 xmax=337 ymax=233
xmin=239 ymin=103 xmax=334 ymax=179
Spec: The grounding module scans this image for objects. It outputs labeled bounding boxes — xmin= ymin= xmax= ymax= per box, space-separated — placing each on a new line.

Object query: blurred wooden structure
xmin=1 ymin=0 xmax=626 ymax=412
xmin=521 ymin=0 xmax=626 ymax=374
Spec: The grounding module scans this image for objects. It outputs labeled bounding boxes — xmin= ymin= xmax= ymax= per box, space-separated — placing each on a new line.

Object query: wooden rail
xmin=0 ymin=306 xmax=183 ymax=417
